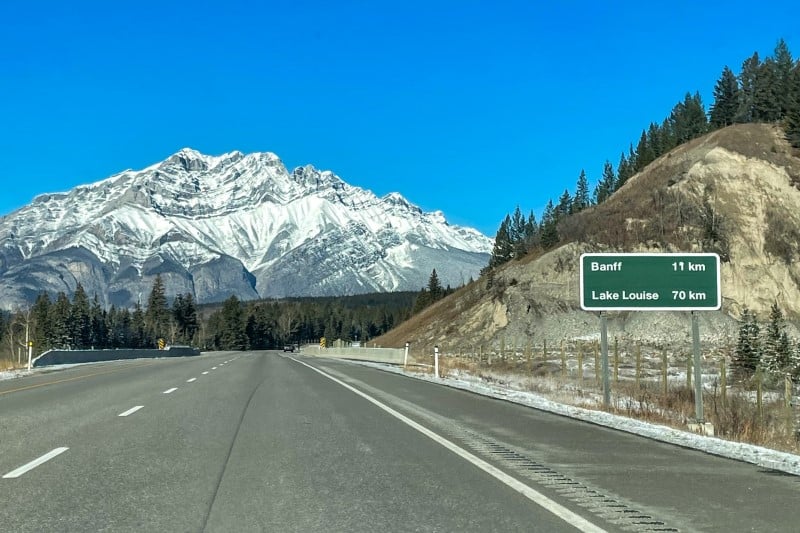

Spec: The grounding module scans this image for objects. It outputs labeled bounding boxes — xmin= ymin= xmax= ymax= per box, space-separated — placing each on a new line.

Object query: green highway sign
xmin=580 ymin=253 xmax=721 ymax=311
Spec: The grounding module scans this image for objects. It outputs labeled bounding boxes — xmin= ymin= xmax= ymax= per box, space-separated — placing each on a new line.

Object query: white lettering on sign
xmin=591 ymin=290 xmax=619 ymax=300
xmin=622 ymin=291 xmax=659 ymax=301
xmin=590 ymin=261 xmax=622 ymax=272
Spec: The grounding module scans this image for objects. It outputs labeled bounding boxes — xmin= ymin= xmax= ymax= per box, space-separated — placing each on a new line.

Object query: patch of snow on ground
xmin=349 ymin=360 xmax=800 ymax=476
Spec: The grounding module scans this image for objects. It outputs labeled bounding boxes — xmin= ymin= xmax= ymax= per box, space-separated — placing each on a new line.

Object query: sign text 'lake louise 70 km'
xmin=579 ymin=253 xmax=721 ymax=311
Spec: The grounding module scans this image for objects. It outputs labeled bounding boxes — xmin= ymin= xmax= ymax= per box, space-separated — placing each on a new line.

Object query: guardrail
xmin=32 ymin=346 xmax=201 ymax=367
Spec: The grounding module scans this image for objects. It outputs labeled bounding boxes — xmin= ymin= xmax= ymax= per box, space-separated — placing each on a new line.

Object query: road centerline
xmin=289 ymin=357 xmax=606 ymax=533
xmin=3 ymin=448 xmax=69 ymax=479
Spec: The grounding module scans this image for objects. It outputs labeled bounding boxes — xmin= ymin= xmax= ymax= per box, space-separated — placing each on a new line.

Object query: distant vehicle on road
xmin=283 ymin=344 xmax=297 ymax=352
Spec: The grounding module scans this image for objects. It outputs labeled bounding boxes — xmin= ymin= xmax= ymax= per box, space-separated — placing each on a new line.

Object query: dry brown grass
xmin=417 ymin=353 xmax=800 ymax=454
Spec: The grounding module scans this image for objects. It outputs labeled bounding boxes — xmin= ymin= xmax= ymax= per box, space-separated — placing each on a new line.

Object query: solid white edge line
xmin=289 ymin=357 xmax=606 ymax=533
xmin=187 ymin=378 xmax=197 ymax=383
xmin=2 ymin=447 xmax=70 ymax=479
xmin=163 ymin=387 xmax=178 ymax=394
xmin=118 ymin=405 xmax=144 ymax=417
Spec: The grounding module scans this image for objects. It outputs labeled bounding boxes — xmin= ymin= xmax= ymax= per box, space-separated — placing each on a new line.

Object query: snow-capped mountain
xmin=0 ymin=148 xmax=492 ymax=308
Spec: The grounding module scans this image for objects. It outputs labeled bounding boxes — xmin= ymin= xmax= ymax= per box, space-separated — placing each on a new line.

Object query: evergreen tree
xmin=145 ymin=274 xmax=170 ymax=346
xmin=31 ymin=292 xmax=53 ymax=351
xmin=131 ymin=303 xmax=146 ymax=349
xmin=670 ymin=92 xmax=708 ymax=144
xmin=710 ymin=66 xmax=740 ymax=128
xmin=50 ymin=292 xmax=72 ymax=349
xmin=762 ymin=302 xmax=792 ymax=377
xmin=634 ymin=130 xmax=655 ymax=170
xmin=427 ymin=269 xmax=444 ymax=301
xmin=753 ymin=59 xmax=781 ymax=122
xmin=489 ymin=215 xmax=514 ymax=268
xmin=71 ymin=283 xmax=91 ymax=349
xmin=555 ymin=189 xmax=572 ymax=219
xmin=572 ymin=169 xmax=591 ymax=213
xmin=593 ymin=160 xmax=616 ymax=203
xmin=509 ymin=206 xmax=528 ymax=258
xmin=773 ymin=38 xmax=795 ymax=118
xmin=734 ymin=307 xmax=761 ymax=380
xmin=785 ymin=64 xmax=800 ymax=147
xmin=539 ymin=199 xmax=559 ymax=250
xmin=736 ymin=52 xmax=760 ymax=123
xmin=522 ymin=210 xmax=538 ymax=250
xmin=89 ymin=294 xmax=107 ymax=348
xmin=616 ymin=153 xmax=633 ymax=190
xmin=218 ymin=296 xmax=247 ymax=350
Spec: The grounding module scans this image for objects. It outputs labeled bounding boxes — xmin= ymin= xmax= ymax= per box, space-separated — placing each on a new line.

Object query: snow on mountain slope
xmin=0 ymin=149 xmax=492 ymax=308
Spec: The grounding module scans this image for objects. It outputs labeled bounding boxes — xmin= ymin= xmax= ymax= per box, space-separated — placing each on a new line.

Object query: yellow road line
xmin=0 ymin=361 xmax=157 ymax=396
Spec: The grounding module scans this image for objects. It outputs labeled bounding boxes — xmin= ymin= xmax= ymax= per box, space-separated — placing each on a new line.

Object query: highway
xmin=1 ymin=351 xmax=798 ymax=532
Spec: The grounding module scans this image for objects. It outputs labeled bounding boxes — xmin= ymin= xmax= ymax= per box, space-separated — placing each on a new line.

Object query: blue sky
xmin=1 ymin=1 xmax=798 ymax=236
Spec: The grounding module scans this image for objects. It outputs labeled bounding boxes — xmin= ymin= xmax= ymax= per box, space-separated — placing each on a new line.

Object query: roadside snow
xmin=0 ymin=369 xmax=32 ymax=381
xmin=348 ymin=360 xmax=800 ymax=476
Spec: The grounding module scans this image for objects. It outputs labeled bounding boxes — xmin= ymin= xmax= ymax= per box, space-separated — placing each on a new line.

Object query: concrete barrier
xmin=32 ymin=346 xmax=201 ymax=367
xmin=307 ymin=346 xmax=404 ymax=365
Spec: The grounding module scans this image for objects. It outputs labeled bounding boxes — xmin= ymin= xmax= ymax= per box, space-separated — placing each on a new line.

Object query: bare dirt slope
xmin=377 ymin=124 xmax=800 ymax=352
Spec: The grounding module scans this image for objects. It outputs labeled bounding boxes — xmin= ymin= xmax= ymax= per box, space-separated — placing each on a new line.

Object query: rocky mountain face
xmin=0 ymin=149 xmax=492 ymax=309
xmin=377 ymin=124 xmax=800 ymax=350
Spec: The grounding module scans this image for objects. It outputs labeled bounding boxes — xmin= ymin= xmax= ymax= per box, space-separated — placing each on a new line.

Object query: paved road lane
xmin=1 ymin=352 xmax=590 ymax=532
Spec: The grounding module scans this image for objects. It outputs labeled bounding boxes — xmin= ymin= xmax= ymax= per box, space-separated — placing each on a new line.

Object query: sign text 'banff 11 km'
xmin=579 ymin=253 xmax=721 ymax=311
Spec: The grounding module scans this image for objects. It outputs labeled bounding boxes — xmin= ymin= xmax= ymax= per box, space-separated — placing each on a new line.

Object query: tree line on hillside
xmin=202 ymin=291 xmax=413 ymax=350
xmin=0 ymin=276 xmax=198 ymax=358
xmin=0 ymin=275 xmax=415 ymax=358
xmin=486 ymin=38 xmax=800 ymax=271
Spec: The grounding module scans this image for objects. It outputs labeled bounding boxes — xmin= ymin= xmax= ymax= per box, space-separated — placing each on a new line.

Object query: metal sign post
xmin=580 ymin=253 xmax=721 ymax=421
xmin=600 ymin=313 xmax=610 ymax=408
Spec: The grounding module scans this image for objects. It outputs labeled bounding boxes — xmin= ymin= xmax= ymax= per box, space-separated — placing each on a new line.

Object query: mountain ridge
xmin=0 ymin=148 xmax=492 ymax=309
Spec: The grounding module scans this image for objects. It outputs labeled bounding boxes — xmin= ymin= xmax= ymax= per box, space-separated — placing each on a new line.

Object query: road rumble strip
xmin=289 ymin=357 xmax=607 ymax=533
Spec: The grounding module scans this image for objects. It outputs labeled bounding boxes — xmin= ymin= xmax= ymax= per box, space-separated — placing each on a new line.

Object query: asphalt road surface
xmin=1 ymin=351 xmax=798 ymax=532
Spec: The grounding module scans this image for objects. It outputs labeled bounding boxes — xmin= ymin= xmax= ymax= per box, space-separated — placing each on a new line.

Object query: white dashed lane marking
xmin=118 ymin=406 xmax=144 ymax=417
xmin=3 ymin=448 xmax=70 ymax=479
xmin=187 ymin=378 xmax=197 ymax=383
xmin=163 ymin=388 xmax=178 ymax=394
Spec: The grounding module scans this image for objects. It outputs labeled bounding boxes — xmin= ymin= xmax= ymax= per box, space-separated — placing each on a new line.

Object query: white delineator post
xmin=404 ymin=342 xmax=410 ymax=368
xmin=434 ymin=345 xmax=440 ymax=379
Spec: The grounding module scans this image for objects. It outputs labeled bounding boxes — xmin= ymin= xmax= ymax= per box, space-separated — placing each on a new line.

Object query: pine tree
xmin=427 ymin=269 xmax=444 ymax=301
xmin=773 ymin=38 xmax=794 ymax=118
xmin=753 ymin=59 xmax=781 ymax=122
xmin=219 ymin=296 xmax=247 ymax=350
xmin=593 ymin=160 xmax=616 ymax=203
xmin=670 ymin=92 xmax=708 ymax=144
xmin=555 ymin=189 xmax=572 ymax=219
xmin=710 ymin=66 xmax=740 ymax=128
xmin=539 ymin=199 xmax=559 ymax=250
xmin=736 ymin=52 xmax=760 ymax=123
xmin=634 ymin=130 xmax=655 ymax=170
xmin=572 ymin=169 xmax=591 ymax=213
xmin=509 ymin=206 xmax=527 ymax=258
xmin=734 ymin=307 xmax=761 ymax=380
xmin=145 ymin=274 xmax=170 ymax=346
xmin=616 ymin=153 xmax=632 ymax=189
xmin=31 ymin=292 xmax=53 ymax=351
xmin=489 ymin=215 xmax=514 ymax=268
xmin=523 ymin=210 xmax=538 ymax=248
xmin=50 ymin=292 xmax=72 ymax=349
xmin=785 ymin=64 xmax=800 ymax=147
xmin=762 ymin=302 xmax=792 ymax=377
xmin=89 ymin=294 xmax=107 ymax=348
xmin=71 ymin=283 xmax=91 ymax=349
xmin=131 ymin=303 xmax=146 ymax=349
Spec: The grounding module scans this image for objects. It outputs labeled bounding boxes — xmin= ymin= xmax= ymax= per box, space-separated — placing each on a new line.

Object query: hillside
xmin=377 ymin=124 xmax=800 ymax=351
